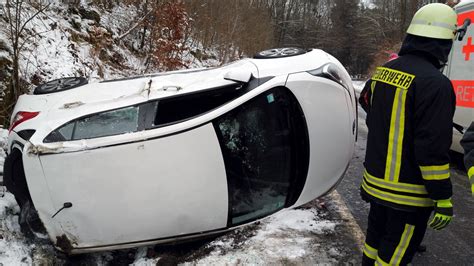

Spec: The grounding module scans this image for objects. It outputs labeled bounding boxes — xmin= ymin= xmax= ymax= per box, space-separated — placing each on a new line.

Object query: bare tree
xmin=1 ymin=0 xmax=50 ymax=126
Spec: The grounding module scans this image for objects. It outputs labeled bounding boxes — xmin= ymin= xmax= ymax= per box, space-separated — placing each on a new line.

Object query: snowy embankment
xmin=1 ymin=2 xmax=219 ymax=92
xmin=0 ymin=128 xmax=34 ymax=265
xmin=353 ymin=80 xmax=366 ymax=95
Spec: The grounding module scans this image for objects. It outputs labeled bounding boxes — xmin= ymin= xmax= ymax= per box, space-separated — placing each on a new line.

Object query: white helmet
xmin=406 ymin=3 xmax=457 ymax=40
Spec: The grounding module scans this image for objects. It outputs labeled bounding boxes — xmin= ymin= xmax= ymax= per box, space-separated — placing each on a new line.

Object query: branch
xmin=18 ymin=29 xmax=52 ymax=52
xmin=18 ymin=2 xmax=51 ymax=37
xmin=117 ymin=9 xmax=154 ymax=40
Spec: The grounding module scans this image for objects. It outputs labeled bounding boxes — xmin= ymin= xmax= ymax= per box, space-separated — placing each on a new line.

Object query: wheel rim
xmin=39 ymin=78 xmax=83 ymax=92
xmin=258 ymin=48 xmax=302 ymax=57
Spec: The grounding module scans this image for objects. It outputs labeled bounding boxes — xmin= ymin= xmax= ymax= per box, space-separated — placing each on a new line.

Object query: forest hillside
xmin=0 ymin=0 xmax=458 ymax=125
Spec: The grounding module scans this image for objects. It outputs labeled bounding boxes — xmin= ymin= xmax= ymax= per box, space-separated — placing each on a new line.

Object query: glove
xmin=468 ymin=167 xmax=474 ymax=196
xmin=429 ymin=199 xmax=453 ymax=230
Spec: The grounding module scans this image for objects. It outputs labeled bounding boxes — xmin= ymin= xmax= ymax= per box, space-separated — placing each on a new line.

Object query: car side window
xmin=213 ymin=86 xmax=309 ymax=226
xmin=152 ymin=84 xmax=246 ymax=127
xmin=44 ymin=106 xmax=139 ymax=142
xmin=44 ymin=84 xmax=246 ymax=142
xmin=73 ymin=106 xmax=139 ymax=140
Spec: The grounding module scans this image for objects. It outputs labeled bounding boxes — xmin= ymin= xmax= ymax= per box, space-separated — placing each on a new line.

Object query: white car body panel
xmin=286 ymin=73 xmax=354 ymax=206
xmin=27 ymin=124 xmax=228 ymax=248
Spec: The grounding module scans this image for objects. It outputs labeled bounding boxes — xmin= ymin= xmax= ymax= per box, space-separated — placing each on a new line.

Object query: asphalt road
xmin=337 ymin=108 xmax=474 ymax=265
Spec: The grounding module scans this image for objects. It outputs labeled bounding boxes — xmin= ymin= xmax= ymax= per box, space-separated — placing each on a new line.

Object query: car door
xmin=36 ymin=102 xmax=229 ymax=249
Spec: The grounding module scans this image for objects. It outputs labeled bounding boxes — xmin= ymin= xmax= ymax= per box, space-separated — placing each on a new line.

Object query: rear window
xmin=44 ymin=106 xmax=139 ymax=142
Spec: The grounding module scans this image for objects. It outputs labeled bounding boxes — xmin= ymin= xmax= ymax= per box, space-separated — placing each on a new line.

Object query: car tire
xmin=253 ymin=47 xmax=308 ymax=59
xmin=4 ymin=150 xmax=30 ymax=208
xmin=33 ymin=77 xmax=88 ymax=95
xmin=4 ymin=149 xmax=47 ymax=238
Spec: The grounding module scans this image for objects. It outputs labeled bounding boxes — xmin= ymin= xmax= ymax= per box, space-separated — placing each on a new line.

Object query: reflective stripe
xmin=421 ymin=172 xmax=450 ymax=180
xmin=390 ymin=224 xmax=415 ymax=265
xmin=468 ymin=165 xmax=473 ymax=193
xmin=376 ymin=257 xmax=389 ymax=266
xmin=385 ymin=88 xmax=407 ymax=182
xmin=362 ymin=179 xmax=434 ymax=207
xmin=363 ymin=243 xmax=378 ymax=260
xmin=410 ymin=19 xmax=456 ymax=31
xmin=394 ymin=89 xmax=407 ymax=182
xmin=370 ymin=81 xmax=376 ymax=105
xmin=468 ymin=166 xmax=474 ymax=180
xmin=364 ymin=170 xmax=428 ymax=195
xmin=420 ymin=164 xmax=450 ymax=171
xmin=420 ymin=164 xmax=450 ymax=180
xmin=372 ymin=67 xmax=415 ymax=90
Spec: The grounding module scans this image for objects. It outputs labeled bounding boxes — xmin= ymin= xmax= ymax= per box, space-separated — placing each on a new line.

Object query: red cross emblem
xmin=463 ymin=37 xmax=474 ymax=61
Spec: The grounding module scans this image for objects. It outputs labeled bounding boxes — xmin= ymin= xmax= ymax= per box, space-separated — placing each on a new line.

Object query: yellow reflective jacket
xmin=360 ymin=53 xmax=455 ymax=211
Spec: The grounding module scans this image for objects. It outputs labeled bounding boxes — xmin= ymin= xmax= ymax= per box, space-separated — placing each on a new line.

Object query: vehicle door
xmin=35 ymin=94 xmax=234 ymax=249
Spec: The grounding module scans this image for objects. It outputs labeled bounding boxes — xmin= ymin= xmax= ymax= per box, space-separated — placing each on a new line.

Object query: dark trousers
xmin=362 ymin=202 xmax=432 ymax=266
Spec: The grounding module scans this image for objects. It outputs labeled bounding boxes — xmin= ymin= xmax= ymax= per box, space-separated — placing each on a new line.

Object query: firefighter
xmin=461 ymin=122 xmax=474 ymax=196
xmin=359 ymin=3 xmax=457 ymax=265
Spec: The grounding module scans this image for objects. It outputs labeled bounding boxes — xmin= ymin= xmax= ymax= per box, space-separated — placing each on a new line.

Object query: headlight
xmin=307 ymin=63 xmax=350 ymax=92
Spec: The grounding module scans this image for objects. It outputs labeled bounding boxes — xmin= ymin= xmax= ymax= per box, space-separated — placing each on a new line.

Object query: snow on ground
xmin=131 ymin=207 xmax=340 ymax=265
xmin=0 ymin=128 xmax=7 ymax=180
xmin=186 ymin=209 xmax=338 ymax=265
xmin=0 ymin=128 xmax=33 ymax=265
xmin=352 ymin=80 xmax=366 ymax=94
xmin=0 ymin=192 xmax=34 ymax=266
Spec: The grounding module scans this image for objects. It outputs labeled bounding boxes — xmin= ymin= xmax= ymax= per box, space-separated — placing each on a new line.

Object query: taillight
xmin=9 ymin=111 xmax=39 ymax=133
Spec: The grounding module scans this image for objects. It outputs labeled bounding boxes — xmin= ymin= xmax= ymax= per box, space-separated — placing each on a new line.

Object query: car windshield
xmin=213 ymin=87 xmax=309 ymax=225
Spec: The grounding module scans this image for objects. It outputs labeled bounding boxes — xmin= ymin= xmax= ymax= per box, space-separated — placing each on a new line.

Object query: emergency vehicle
xmin=445 ymin=0 xmax=474 ymax=153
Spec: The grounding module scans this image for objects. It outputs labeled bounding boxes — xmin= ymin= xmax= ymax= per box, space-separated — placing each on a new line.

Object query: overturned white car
xmin=4 ymin=48 xmax=357 ymax=254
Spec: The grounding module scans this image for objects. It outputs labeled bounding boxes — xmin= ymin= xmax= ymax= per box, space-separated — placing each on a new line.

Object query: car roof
xmin=13 ymin=49 xmax=334 ymax=136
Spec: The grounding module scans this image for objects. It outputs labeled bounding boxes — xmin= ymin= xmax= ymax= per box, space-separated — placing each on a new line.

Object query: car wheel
xmin=4 ymin=150 xmax=30 ymax=208
xmin=33 ymin=77 xmax=88 ymax=95
xmin=4 ymin=150 xmax=47 ymax=238
xmin=253 ymin=47 xmax=308 ymax=59
xmin=19 ymin=200 xmax=47 ymax=238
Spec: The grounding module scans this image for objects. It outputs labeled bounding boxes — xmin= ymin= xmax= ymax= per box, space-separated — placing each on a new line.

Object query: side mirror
xmin=224 ymin=69 xmax=253 ymax=83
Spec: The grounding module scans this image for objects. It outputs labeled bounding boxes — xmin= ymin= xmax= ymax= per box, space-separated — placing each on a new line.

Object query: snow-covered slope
xmin=0 ymin=1 xmax=219 ymax=92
